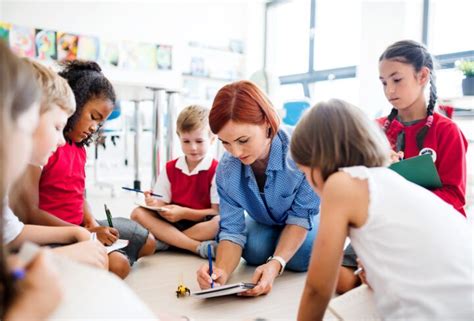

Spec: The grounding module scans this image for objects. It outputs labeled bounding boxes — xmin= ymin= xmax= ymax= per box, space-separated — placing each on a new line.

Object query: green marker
xmin=104 ymin=204 xmax=114 ymax=228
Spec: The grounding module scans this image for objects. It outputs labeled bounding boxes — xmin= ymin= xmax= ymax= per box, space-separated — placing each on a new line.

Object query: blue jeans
xmin=242 ymin=215 xmax=319 ymax=272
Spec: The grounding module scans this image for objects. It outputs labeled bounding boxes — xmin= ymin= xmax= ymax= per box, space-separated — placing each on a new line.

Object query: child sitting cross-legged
xmin=131 ymin=105 xmax=220 ymax=258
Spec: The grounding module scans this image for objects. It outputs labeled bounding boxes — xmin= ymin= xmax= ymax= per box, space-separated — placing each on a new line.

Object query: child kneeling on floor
xmin=132 ymin=105 xmax=220 ymax=258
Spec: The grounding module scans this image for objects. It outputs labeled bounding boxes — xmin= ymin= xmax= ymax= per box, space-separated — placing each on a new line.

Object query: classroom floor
xmin=84 ymin=132 xmax=474 ymax=321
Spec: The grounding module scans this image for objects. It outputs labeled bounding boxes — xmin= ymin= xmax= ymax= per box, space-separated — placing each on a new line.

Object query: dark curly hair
xmin=59 ymin=60 xmax=116 ymax=146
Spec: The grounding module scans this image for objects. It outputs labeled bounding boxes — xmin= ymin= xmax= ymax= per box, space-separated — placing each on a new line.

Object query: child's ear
xmin=418 ymin=67 xmax=430 ymax=86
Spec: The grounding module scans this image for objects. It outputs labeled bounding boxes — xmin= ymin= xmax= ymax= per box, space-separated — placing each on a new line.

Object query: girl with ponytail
xmin=12 ymin=60 xmax=157 ymax=280
xmin=377 ymin=40 xmax=467 ymax=216
xmin=337 ymin=40 xmax=469 ymax=295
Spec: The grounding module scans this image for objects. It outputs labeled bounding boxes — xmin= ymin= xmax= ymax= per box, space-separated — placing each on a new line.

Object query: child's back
xmin=343 ymin=165 xmax=473 ymax=319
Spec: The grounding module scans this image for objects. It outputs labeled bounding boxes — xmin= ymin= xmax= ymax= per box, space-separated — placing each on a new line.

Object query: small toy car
xmin=176 ymin=283 xmax=191 ymax=298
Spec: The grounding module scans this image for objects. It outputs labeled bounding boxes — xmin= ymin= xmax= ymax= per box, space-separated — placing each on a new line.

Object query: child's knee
xmin=336 ymin=266 xmax=360 ymax=294
xmin=108 ymin=252 xmax=131 ymax=279
xmin=138 ymin=233 xmax=156 ymax=258
xmin=130 ymin=207 xmax=143 ymax=222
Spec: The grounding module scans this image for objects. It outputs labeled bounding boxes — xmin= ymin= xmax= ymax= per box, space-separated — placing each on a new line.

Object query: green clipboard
xmin=389 ymin=154 xmax=442 ymax=189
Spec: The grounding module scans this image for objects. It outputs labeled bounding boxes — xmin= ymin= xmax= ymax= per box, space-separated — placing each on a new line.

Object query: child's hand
xmin=356 ymin=258 xmax=371 ymax=289
xmin=5 ymin=251 xmax=62 ymax=320
xmin=87 ymin=226 xmax=119 ymax=245
xmin=144 ymin=191 xmax=160 ymax=206
xmin=53 ymin=240 xmax=108 ymax=270
xmin=196 ymin=264 xmax=228 ymax=289
xmin=160 ymin=205 xmax=187 ymax=222
xmin=389 ymin=150 xmax=404 ymax=163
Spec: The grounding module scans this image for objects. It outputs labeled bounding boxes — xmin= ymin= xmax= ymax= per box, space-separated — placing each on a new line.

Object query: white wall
xmin=1 ymin=0 xmax=265 ymax=98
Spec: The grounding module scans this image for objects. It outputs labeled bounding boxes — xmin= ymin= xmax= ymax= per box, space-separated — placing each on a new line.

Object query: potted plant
xmin=458 ymin=60 xmax=474 ymax=96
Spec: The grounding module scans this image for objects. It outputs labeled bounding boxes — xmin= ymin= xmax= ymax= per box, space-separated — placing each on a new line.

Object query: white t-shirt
xmin=342 ymin=166 xmax=473 ymax=319
xmin=2 ymin=201 xmax=24 ymax=244
xmin=153 ymin=153 xmax=219 ymax=204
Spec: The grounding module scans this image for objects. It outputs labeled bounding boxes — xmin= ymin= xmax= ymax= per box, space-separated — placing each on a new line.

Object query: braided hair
xmin=380 ymin=40 xmax=437 ymax=151
xmin=58 ymin=60 xmax=116 ymax=146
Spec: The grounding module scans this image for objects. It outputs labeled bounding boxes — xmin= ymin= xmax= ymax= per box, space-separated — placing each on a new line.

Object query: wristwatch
xmin=266 ymin=255 xmax=286 ymax=276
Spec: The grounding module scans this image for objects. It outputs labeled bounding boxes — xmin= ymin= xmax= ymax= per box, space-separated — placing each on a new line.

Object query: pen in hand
xmin=121 ymin=187 xmax=162 ymax=197
xmin=104 ymin=204 xmax=114 ymax=228
xmin=208 ymin=244 xmax=214 ymax=288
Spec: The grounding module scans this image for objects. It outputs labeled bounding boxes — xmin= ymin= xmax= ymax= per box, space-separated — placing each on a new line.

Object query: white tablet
xmin=192 ymin=282 xmax=256 ymax=299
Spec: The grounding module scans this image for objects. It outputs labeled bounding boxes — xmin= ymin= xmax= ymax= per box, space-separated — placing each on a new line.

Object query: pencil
xmin=208 ymin=244 xmax=214 ymax=288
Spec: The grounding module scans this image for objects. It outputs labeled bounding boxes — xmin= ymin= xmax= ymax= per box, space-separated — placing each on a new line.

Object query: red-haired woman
xmin=196 ymin=81 xmax=320 ymax=296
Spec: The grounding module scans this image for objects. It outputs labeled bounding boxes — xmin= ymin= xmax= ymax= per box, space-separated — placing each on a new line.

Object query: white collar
xmin=175 ymin=153 xmax=214 ymax=176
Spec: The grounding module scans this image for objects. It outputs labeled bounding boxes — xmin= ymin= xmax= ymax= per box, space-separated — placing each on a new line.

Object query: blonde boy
xmin=131 ymin=105 xmax=219 ymax=258
xmin=8 ymin=59 xmax=107 ymax=269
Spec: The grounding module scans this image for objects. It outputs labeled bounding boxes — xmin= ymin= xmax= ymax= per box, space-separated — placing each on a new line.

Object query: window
xmin=266 ymin=0 xmax=310 ymax=76
xmin=428 ymin=0 xmax=474 ymax=55
xmin=313 ymin=0 xmax=361 ymax=70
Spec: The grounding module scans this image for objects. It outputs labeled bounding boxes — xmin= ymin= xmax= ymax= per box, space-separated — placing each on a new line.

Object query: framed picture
xmin=35 ymin=29 xmax=57 ymax=60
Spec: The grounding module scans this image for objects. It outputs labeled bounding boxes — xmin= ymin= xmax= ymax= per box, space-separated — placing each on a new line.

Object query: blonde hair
xmin=291 ymin=99 xmax=390 ymax=183
xmin=176 ymin=105 xmax=210 ymax=135
xmin=23 ymin=59 xmax=76 ymax=116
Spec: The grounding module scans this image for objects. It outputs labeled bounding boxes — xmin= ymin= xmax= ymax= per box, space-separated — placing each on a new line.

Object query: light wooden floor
xmin=125 ymin=251 xmax=312 ymax=321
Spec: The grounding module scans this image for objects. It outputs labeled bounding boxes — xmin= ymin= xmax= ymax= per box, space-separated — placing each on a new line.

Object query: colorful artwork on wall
xmin=77 ymin=35 xmax=100 ymax=61
xmin=99 ymin=40 xmax=119 ymax=67
xmin=0 ymin=21 xmax=11 ymax=43
xmin=119 ymin=41 xmax=156 ymax=70
xmin=57 ymin=32 xmax=78 ymax=61
xmin=35 ymin=29 xmax=57 ymax=60
xmin=9 ymin=25 xmax=35 ymax=57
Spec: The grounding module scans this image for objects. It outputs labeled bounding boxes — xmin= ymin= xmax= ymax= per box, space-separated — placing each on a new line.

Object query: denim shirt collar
xmin=244 ymin=129 xmax=286 ymax=178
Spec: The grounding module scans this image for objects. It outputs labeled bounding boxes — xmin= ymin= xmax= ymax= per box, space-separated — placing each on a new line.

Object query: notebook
xmin=327 ymin=285 xmax=381 ymax=321
xmin=192 ymin=282 xmax=256 ymax=299
xmin=389 ymin=154 xmax=442 ymax=189
xmin=106 ymin=239 xmax=129 ymax=254
xmin=134 ymin=200 xmax=169 ymax=212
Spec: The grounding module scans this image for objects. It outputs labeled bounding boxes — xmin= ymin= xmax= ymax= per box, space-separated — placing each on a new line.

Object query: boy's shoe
xmin=196 ymin=240 xmax=217 ymax=259
xmin=155 ymin=239 xmax=170 ymax=252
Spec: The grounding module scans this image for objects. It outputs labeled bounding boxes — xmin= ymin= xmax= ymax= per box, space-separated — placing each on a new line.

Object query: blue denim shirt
xmin=216 ymin=127 xmax=320 ymax=248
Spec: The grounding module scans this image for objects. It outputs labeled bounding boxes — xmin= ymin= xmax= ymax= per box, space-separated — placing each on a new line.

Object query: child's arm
xmin=7 ymin=225 xmax=91 ymax=251
xmin=9 ymin=165 xmax=74 ymax=227
xmin=82 ymin=200 xmax=119 ymax=245
xmin=160 ymin=204 xmax=219 ymax=222
xmin=297 ymin=172 xmax=368 ymax=321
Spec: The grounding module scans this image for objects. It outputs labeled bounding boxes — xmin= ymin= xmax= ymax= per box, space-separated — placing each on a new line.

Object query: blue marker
xmin=208 ymin=244 xmax=214 ymax=288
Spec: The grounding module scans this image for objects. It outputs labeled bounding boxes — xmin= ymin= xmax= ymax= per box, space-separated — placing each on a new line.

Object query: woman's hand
xmin=160 ymin=205 xmax=187 ymax=222
xmin=5 ymin=251 xmax=62 ymax=320
xmin=239 ymin=260 xmax=280 ymax=296
xmin=389 ymin=150 xmax=404 ymax=163
xmin=196 ymin=264 xmax=228 ymax=289
xmin=53 ymin=240 xmax=108 ymax=269
xmin=87 ymin=226 xmax=119 ymax=245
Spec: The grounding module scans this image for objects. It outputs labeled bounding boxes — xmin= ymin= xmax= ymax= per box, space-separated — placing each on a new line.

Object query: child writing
xmin=131 ymin=105 xmax=220 ymax=258
xmin=5 ymin=59 xmax=107 ymax=269
xmin=337 ymin=39 xmax=469 ymax=294
xmin=292 ymin=99 xmax=473 ymax=320
xmin=11 ymin=61 xmax=156 ymax=279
